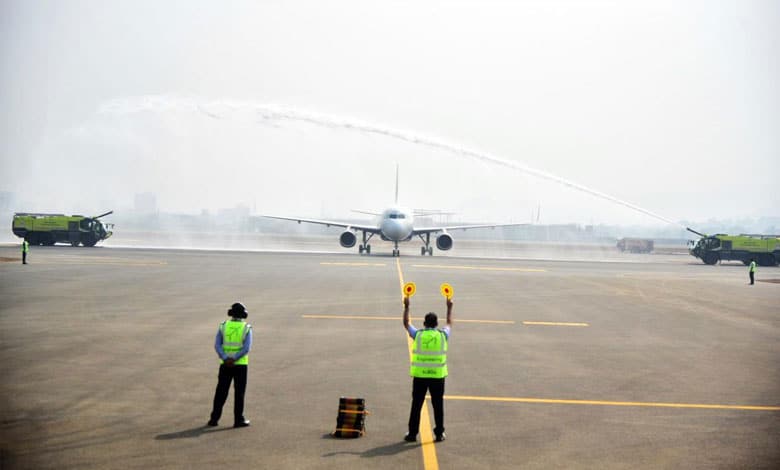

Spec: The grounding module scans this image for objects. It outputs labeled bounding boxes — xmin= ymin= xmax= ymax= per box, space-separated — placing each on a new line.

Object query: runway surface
xmin=1 ymin=242 xmax=778 ymax=469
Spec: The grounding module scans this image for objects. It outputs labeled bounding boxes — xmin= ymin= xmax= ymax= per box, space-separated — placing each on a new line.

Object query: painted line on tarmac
xmin=302 ymin=314 xmax=514 ymax=324
xmin=30 ymin=259 xmax=166 ymax=267
xmin=523 ymin=321 xmax=589 ymax=327
xmin=397 ymin=258 xmax=439 ymax=470
xmin=303 ymin=315 xmax=399 ymax=321
xmin=320 ymin=262 xmax=387 ymax=267
xmin=411 ymin=264 xmax=545 ymax=272
xmin=445 ymin=395 xmax=780 ymax=411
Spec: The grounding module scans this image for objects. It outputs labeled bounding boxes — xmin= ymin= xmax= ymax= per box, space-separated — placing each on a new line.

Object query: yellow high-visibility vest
xmin=220 ymin=320 xmax=250 ymax=365
xmin=410 ymin=329 xmax=448 ymax=378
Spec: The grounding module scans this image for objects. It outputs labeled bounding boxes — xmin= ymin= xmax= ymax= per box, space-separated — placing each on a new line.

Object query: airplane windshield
xmin=387 ymin=213 xmax=406 ymax=219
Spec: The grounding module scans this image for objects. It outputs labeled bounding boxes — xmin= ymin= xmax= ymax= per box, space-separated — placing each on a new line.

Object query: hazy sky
xmin=1 ymin=0 xmax=778 ymax=226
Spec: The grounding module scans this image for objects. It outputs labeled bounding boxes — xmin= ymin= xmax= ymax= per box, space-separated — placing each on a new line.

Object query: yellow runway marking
xmin=412 ymin=264 xmax=545 ymax=272
xmin=523 ymin=321 xmax=589 ymax=327
xmin=397 ymin=259 xmax=439 ymax=470
xmin=452 ymin=319 xmax=514 ymax=325
xmin=446 ymin=395 xmax=780 ymax=411
xmin=303 ymin=315 xmax=398 ymax=321
xmin=302 ymin=314 xmax=514 ymax=324
xmin=34 ymin=257 xmax=166 ymax=267
xmin=320 ymin=262 xmax=386 ymax=266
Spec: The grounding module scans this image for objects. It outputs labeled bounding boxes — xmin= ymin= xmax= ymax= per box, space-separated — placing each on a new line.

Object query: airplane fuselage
xmin=378 ymin=205 xmax=414 ymax=241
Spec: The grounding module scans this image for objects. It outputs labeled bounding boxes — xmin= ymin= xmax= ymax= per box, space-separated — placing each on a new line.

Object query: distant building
xmin=217 ymin=204 xmax=250 ymax=220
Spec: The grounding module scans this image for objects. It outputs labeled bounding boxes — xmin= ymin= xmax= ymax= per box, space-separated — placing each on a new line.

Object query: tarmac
xmin=0 ymin=240 xmax=778 ymax=469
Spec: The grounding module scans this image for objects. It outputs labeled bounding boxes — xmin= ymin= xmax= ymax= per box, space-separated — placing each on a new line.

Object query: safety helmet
xmin=227 ymin=302 xmax=248 ymax=318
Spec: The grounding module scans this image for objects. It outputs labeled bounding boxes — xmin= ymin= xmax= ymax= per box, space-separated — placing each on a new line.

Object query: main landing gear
xmin=358 ymin=232 xmax=373 ymax=255
xmin=417 ymin=233 xmax=433 ymax=256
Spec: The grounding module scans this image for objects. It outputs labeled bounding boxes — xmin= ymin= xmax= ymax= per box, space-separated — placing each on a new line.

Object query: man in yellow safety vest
xmin=749 ymin=258 xmax=756 ymax=285
xmin=403 ymin=295 xmax=453 ymax=443
xmin=208 ymin=302 xmax=253 ymax=428
xmin=22 ymin=239 xmax=29 ymax=264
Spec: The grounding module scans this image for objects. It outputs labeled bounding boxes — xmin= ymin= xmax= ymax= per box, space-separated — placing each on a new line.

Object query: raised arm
xmin=402 ymin=296 xmax=410 ymax=329
xmin=445 ymin=298 xmax=453 ymax=326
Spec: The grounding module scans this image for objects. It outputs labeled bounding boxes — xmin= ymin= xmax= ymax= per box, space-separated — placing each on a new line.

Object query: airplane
xmin=262 ymin=167 xmax=528 ymax=256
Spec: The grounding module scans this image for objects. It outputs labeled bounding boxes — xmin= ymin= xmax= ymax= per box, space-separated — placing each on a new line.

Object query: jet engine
xmin=339 ymin=231 xmax=357 ymax=248
xmin=436 ymin=233 xmax=453 ymax=251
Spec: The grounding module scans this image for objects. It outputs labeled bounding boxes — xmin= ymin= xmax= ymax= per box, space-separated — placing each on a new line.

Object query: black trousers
xmin=210 ymin=364 xmax=247 ymax=424
xmin=750 ymin=271 xmax=755 ymax=285
xmin=22 ymin=252 xmax=27 ymax=264
xmin=408 ymin=377 xmax=445 ymax=437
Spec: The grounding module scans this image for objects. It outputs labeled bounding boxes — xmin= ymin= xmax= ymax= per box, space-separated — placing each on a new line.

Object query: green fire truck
xmin=687 ymin=228 xmax=780 ymax=266
xmin=12 ymin=211 xmax=114 ymax=247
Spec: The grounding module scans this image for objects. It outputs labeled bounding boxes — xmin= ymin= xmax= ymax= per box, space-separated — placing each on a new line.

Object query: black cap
xmin=228 ymin=302 xmax=248 ymax=318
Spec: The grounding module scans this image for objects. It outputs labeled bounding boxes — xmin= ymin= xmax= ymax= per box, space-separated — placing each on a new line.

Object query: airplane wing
xmin=412 ymin=222 xmax=529 ymax=236
xmin=261 ymin=215 xmax=382 ymax=234
xmin=350 ymin=209 xmax=381 ymax=216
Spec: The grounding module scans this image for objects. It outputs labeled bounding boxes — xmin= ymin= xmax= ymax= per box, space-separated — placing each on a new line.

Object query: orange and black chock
xmin=332 ymin=397 xmax=370 ymax=438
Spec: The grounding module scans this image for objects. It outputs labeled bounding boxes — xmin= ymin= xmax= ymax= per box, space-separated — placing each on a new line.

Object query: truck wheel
xmin=71 ymin=240 xmax=80 ymax=247
xmin=82 ymin=236 xmax=97 ymax=247
xmin=703 ymin=252 xmax=719 ymax=265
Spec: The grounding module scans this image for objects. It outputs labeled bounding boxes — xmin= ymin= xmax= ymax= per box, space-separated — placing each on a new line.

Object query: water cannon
xmin=686 ymin=227 xmax=706 ymax=238
xmin=94 ymin=210 xmax=114 ymax=219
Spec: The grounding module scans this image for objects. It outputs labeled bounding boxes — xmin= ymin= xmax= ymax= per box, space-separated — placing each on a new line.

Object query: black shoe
xmin=234 ymin=420 xmax=250 ymax=428
xmin=207 ymin=420 xmax=218 ymax=427
xmin=404 ymin=432 xmax=416 ymax=442
xmin=435 ymin=433 xmax=446 ymax=442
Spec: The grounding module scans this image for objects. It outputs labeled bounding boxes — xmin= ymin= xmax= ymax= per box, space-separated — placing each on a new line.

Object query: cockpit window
xmin=387 ymin=213 xmax=406 ymax=219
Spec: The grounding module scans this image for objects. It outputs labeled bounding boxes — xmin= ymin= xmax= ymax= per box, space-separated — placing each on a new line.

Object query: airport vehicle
xmin=263 ymin=167 xmax=527 ymax=256
xmin=687 ymin=228 xmax=780 ymax=266
xmin=616 ymin=237 xmax=654 ymax=253
xmin=12 ymin=211 xmax=114 ymax=247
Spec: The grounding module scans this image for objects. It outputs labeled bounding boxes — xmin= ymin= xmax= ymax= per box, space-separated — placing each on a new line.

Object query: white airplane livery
xmin=263 ymin=168 xmax=527 ymax=256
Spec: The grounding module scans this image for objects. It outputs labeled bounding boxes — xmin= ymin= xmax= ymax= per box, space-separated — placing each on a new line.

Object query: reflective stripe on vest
xmin=220 ymin=320 xmax=250 ymax=365
xmin=410 ymin=329 xmax=448 ymax=378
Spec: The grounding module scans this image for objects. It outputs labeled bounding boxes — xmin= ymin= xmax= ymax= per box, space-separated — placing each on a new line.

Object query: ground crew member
xmin=21 ymin=239 xmax=29 ymax=264
xmin=403 ymin=296 xmax=452 ymax=443
xmin=208 ymin=302 xmax=253 ymax=428
xmin=749 ymin=258 xmax=756 ymax=285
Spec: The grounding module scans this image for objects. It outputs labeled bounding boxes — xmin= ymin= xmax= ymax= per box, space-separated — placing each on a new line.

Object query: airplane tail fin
xmin=395 ymin=163 xmax=399 ymax=204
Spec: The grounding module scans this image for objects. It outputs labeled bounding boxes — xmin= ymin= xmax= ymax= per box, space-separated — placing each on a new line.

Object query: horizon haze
xmin=1 ymin=0 xmax=778 ymax=229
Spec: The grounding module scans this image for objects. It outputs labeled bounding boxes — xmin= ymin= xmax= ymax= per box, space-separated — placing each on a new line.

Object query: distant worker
xmin=208 ymin=302 xmax=253 ymax=428
xmin=403 ymin=295 xmax=452 ymax=443
xmin=749 ymin=258 xmax=756 ymax=285
xmin=21 ymin=238 xmax=29 ymax=264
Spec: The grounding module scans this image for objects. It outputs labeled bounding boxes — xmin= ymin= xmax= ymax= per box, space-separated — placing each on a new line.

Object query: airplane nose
xmin=382 ymin=220 xmax=404 ymax=239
